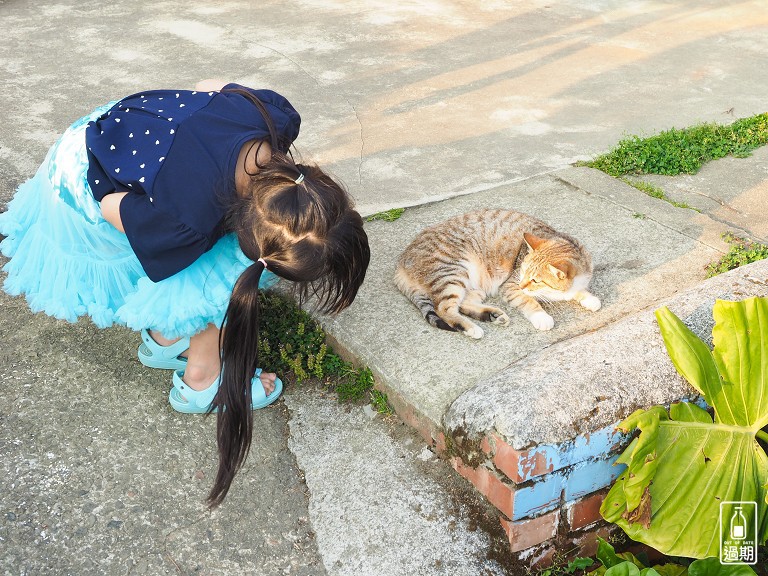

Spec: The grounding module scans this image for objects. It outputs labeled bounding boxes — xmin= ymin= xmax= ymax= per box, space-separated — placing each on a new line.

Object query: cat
xmin=394 ymin=209 xmax=601 ymax=338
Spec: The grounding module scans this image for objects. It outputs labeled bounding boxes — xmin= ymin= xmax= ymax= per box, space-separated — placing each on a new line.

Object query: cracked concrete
xmin=622 ymin=145 xmax=768 ymax=243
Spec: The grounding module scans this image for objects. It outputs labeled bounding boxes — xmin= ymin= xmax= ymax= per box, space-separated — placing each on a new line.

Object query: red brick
xmin=567 ymin=524 xmax=613 ymax=558
xmin=499 ymin=510 xmax=559 ymax=552
xmin=450 ymin=457 xmax=514 ymax=520
xmin=433 ymin=431 xmax=447 ymax=454
xmin=567 ymin=490 xmax=608 ymax=530
xmin=375 ymin=384 xmax=447 ymax=454
xmin=491 ymin=434 xmax=553 ymax=483
xmin=528 ymin=544 xmax=558 ymax=568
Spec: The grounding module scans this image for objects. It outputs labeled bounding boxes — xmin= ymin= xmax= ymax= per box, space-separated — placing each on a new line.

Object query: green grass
xmin=583 ymin=113 xmax=768 ymax=177
xmin=706 ymin=232 xmax=768 ymax=277
xmin=258 ymin=291 xmax=388 ymax=408
xmin=620 ymin=178 xmax=699 ymax=211
xmin=365 ymin=208 xmax=405 ymax=222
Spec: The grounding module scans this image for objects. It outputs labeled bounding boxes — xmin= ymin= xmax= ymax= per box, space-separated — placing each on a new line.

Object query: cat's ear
xmin=548 ymin=264 xmax=567 ymax=280
xmin=523 ymin=232 xmax=547 ymax=251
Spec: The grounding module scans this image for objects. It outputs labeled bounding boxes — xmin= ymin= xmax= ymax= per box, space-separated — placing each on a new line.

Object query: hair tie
xmin=294 ymin=172 xmax=305 ymax=185
xmin=257 ymin=258 xmax=268 ymax=270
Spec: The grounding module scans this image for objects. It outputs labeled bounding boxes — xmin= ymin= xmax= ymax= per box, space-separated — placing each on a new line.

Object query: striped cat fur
xmin=395 ymin=209 xmax=601 ymax=338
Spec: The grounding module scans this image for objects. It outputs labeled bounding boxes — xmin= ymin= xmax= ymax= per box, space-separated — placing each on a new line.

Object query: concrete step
xmin=318 ymin=164 xmax=768 ymax=559
xmin=321 ymin=166 xmax=727 ymax=440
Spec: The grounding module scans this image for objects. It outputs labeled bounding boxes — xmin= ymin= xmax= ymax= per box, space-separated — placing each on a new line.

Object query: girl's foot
xmin=182 ymin=363 xmax=277 ymax=396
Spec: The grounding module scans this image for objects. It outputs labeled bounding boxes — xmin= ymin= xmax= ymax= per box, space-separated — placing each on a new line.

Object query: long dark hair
xmin=207 ymin=90 xmax=370 ymax=507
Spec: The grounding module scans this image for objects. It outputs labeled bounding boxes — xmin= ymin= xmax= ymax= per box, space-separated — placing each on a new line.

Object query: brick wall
xmin=368 ymin=376 xmax=631 ymax=562
xmin=449 ymin=422 xmax=630 ymax=558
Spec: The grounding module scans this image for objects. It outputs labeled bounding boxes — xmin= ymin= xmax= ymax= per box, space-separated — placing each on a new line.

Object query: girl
xmin=0 ymin=79 xmax=370 ymax=506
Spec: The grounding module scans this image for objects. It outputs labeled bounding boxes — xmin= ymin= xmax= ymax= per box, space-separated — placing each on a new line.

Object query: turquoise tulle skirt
xmin=0 ymin=104 xmax=277 ymax=339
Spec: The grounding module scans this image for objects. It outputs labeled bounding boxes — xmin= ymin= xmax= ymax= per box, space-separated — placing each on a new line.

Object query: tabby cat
xmin=395 ymin=209 xmax=601 ymax=338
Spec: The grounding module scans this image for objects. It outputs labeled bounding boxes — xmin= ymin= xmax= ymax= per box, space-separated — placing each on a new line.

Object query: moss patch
xmin=365 ymin=208 xmax=405 ymax=222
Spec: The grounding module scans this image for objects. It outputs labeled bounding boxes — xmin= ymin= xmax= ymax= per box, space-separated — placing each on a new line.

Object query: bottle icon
xmin=730 ymin=506 xmax=747 ymax=540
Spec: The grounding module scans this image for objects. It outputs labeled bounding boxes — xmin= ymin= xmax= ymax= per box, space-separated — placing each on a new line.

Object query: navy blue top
xmin=85 ymin=83 xmax=301 ymax=281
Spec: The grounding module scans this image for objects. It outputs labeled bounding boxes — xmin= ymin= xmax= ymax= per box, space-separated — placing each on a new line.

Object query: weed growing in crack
xmin=706 ymin=232 xmax=768 ymax=277
xmin=620 ymin=178 xmax=699 ymax=211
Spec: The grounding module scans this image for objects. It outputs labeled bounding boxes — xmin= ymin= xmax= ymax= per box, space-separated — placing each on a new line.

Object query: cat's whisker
xmin=534 ymin=294 xmax=553 ymax=305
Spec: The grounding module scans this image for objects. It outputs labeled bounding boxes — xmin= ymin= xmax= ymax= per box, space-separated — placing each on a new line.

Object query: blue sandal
xmin=168 ymin=368 xmax=283 ymax=414
xmin=138 ymin=329 xmax=189 ymax=370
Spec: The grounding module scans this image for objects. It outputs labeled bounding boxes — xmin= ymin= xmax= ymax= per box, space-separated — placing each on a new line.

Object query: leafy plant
xmin=258 ymin=291 xmax=381 ymax=406
xmin=600 ymin=297 xmax=768 ymax=558
xmin=590 ymin=537 xmax=757 ymax=576
xmin=706 ymin=233 xmax=768 ymax=278
xmin=536 ymin=556 xmax=594 ymax=576
xmin=583 ymin=113 xmax=768 ymax=177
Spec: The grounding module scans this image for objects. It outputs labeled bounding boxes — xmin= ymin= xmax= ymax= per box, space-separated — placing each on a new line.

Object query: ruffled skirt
xmin=0 ymin=104 xmax=276 ymax=339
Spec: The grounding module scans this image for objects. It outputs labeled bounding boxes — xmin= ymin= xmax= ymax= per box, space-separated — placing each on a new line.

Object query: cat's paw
xmin=489 ymin=310 xmax=510 ymax=326
xmin=463 ymin=325 xmax=485 ymax=339
xmin=580 ymin=295 xmax=602 ymax=312
xmin=529 ymin=311 xmax=554 ymax=331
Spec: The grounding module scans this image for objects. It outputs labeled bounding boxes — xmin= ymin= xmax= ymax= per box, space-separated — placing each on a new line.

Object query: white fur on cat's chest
xmin=460 ymin=257 xmax=510 ymax=296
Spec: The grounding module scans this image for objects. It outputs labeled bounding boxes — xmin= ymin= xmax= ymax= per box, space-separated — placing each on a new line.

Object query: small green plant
xmin=258 ymin=291 xmax=380 ymax=405
xmin=706 ymin=233 xmax=768 ymax=277
xmin=336 ymin=365 xmax=374 ymax=402
xmin=590 ymin=537 xmax=757 ymax=576
xmin=620 ymin=178 xmax=699 ymax=211
xmin=537 ymin=556 xmax=594 ymax=576
xmin=632 ymin=213 xmax=646 ymax=220
xmin=370 ymin=389 xmax=393 ymax=415
xmin=601 ymin=297 xmax=768 ymax=558
xmin=365 ymin=208 xmax=405 ymax=222
xmin=583 ymin=113 xmax=768 ymax=177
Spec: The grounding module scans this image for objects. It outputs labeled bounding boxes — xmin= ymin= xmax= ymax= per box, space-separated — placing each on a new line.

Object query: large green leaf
xmin=687 ymin=557 xmax=758 ymax=576
xmin=711 ymin=298 xmax=768 ymax=430
xmin=601 ymin=297 xmax=768 ymax=558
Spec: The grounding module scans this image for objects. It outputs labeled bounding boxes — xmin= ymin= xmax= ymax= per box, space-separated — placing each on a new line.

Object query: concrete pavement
xmin=2 ymin=0 xmax=768 ymax=573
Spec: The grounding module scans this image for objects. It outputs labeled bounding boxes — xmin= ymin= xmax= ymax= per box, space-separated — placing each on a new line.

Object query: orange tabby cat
xmin=395 ymin=209 xmax=601 ymax=338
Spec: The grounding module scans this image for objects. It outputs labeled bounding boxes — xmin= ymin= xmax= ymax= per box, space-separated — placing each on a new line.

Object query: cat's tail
xmin=394 ymin=269 xmax=456 ymax=332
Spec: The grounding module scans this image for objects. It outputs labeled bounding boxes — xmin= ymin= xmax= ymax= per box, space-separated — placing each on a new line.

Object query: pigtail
xmin=207 ymin=260 xmax=265 ymax=508
xmin=209 ymin=151 xmax=370 ymax=507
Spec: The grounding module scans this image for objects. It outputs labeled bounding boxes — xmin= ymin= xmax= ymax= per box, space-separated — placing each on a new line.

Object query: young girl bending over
xmin=0 ymin=79 xmax=370 ymax=506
